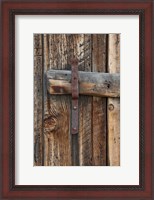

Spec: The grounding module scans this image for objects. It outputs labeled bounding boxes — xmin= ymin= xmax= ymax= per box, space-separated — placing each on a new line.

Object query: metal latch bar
xmin=71 ymin=59 xmax=79 ymax=134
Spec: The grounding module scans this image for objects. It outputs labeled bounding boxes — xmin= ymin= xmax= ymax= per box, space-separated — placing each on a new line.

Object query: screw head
xmin=72 ymin=127 xmax=77 ymax=131
xmin=73 ymin=106 xmax=77 ymax=110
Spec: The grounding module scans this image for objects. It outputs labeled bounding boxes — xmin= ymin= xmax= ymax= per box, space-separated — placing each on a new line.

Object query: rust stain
xmin=51 ymin=86 xmax=65 ymax=93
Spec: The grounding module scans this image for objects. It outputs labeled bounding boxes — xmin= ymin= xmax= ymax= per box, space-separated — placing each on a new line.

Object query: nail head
xmin=73 ymin=106 xmax=77 ymax=110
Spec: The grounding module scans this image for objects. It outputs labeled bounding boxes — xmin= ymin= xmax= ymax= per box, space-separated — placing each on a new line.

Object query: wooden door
xmin=34 ymin=34 xmax=120 ymax=166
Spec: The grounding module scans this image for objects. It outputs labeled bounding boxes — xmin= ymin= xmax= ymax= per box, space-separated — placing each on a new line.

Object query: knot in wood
xmin=44 ymin=116 xmax=58 ymax=134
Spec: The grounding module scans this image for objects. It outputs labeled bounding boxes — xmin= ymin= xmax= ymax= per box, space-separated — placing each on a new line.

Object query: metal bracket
xmin=71 ymin=59 xmax=79 ymax=134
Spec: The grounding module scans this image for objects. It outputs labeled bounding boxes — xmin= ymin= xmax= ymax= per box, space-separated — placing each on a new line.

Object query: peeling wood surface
xmin=107 ymin=34 xmax=120 ymax=166
xmin=47 ymin=70 xmax=120 ymax=97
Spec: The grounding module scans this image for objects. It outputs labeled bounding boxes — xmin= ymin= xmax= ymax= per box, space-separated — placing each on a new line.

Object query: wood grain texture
xmin=46 ymin=34 xmax=71 ymax=166
xmin=34 ymin=33 xmax=120 ymax=166
xmin=47 ymin=70 xmax=120 ymax=97
xmin=107 ymin=34 xmax=120 ymax=166
xmin=78 ymin=34 xmax=93 ymax=166
xmin=92 ymin=34 xmax=107 ymax=166
xmin=34 ymin=34 xmax=43 ymax=166
xmin=43 ymin=34 xmax=49 ymax=166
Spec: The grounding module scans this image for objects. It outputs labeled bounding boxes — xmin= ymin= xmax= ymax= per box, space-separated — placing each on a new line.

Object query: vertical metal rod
xmin=71 ymin=59 xmax=79 ymax=134
xmin=71 ymin=59 xmax=79 ymax=165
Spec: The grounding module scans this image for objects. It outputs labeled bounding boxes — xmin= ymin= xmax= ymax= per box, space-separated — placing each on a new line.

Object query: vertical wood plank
xmin=59 ymin=34 xmax=71 ymax=166
xmin=107 ymin=34 xmax=120 ymax=166
xmin=63 ymin=34 xmax=93 ymax=166
xmin=78 ymin=34 xmax=93 ymax=166
xmin=34 ymin=34 xmax=43 ymax=166
xmin=43 ymin=34 xmax=49 ymax=166
xmin=92 ymin=34 xmax=107 ymax=166
xmin=44 ymin=34 xmax=71 ymax=166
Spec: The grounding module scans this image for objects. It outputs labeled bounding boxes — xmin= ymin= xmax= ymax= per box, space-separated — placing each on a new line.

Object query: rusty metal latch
xmin=71 ymin=59 xmax=79 ymax=134
xmin=46 ymin=59 xmax=120 ymax=136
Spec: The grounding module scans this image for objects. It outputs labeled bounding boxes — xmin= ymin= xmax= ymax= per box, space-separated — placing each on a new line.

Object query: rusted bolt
xmin=108 ymin=104 xmax=114 ymax=111
xmin=73 ymin=106 xmax=77 ymax=110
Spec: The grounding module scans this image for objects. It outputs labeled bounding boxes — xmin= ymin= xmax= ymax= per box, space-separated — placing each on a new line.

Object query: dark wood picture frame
xmin=0 ymin=0 xmax=153 ymax=199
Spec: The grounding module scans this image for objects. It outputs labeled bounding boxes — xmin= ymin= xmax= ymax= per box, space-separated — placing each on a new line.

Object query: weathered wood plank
xmin=34 ymin=34 xmax=43 ymax=166
xmin=78 ymin=34 xmax=93 ymax=166
xmin=92 ymin=34 xmax=107 ymax=166
xmin=107 ymin=34 xmax=120 ymax=166
xmin=47 ymin=70 xmax=120 ymax=97
xmin=44 ymin=34 xmax=71 ymax=166
xmin=43 ymin=34 xmax=49 ymax=166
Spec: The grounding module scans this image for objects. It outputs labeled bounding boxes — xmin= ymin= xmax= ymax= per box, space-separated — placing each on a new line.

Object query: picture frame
xmin=1 ymin=0 xmax=153 ymax=199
